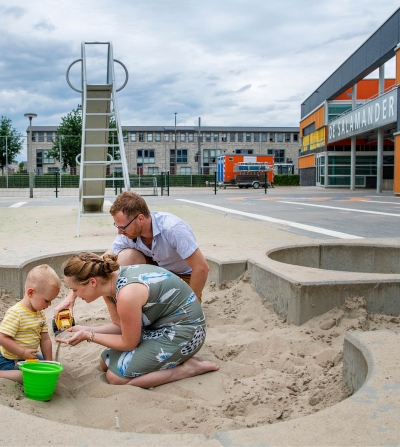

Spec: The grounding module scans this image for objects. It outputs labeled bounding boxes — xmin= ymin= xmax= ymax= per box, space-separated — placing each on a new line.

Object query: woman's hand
xmin=53 ymin=289 xmax=76 ymax=318
xmin=68 ymin=325 xmax=90 ymax=333
xmin=55 ymin=329 xmax=92 ymax=346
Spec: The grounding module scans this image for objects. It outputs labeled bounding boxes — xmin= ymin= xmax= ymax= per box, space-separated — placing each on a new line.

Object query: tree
xmin=50 ymin=105 xmax=124 ymax=171
xmin=50 ymin=105 xmax=82 ymax=171
xmin=0 ymin=116 xmax=23 ymax=175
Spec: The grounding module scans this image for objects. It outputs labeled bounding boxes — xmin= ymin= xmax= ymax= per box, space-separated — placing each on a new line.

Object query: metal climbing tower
xmin=66 ymin=41 xmax=130 ymax=236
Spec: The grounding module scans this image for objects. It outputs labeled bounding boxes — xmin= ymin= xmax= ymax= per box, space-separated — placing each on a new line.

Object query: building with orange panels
xmin=299 ymin=7 xmax=400 ymax=194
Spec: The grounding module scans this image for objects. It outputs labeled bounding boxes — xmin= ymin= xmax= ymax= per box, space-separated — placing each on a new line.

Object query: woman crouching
xmin=56 ymin=252 xmax=218 ymax=388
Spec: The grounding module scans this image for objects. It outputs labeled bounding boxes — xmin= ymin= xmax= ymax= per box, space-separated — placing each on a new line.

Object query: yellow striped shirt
xmin=0 ymin=302 xmax=48 ymax=360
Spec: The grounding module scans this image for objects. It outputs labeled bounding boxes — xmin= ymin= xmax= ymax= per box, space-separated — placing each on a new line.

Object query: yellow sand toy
xmin=52 ymin=310 xmax=75 ymax=335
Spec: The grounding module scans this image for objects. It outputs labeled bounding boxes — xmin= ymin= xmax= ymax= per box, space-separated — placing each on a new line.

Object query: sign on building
xmin=328 ymin=88 xmax=397 ymax=143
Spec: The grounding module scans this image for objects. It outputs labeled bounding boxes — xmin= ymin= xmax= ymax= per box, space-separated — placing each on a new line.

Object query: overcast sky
xmin=0 ymin=0 xmax=398 ymax=161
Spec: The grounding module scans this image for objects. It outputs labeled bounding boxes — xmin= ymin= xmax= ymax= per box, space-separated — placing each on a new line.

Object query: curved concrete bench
xmin=248 ymin=243 xmax=400 ymax=325
xmin=0 ymin=251 xmax=399 ymax=445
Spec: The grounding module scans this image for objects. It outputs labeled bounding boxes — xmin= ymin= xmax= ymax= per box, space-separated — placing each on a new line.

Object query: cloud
xmin=33 ymin=20 xmax=56 ymax=32
xmin=0 ymin=0 xmax=397 ymax=153
xmin=0 ymin=5 xmax=24 ymax=18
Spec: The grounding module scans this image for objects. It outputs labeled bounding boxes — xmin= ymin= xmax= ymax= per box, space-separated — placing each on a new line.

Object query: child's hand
xmin=23 ymin=349 xmax=39 ymax=360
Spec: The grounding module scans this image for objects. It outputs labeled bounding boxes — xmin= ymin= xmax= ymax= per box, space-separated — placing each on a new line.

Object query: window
xmin=261 ymin=133 xmax=267 ymax=142
xmin=293 ymin=133 xmax=299 ymax=142
xmin=328 ymin=104 xmax=353 ymax=122
xmin=172 ymin=134 xmax=176 ymax=142
xmin=139 ymin=132 xmax=145 ymax=142
xmin=38 ymin=132 xmax=45 ymax=142
xmin=36 ymin=150 xmax=55 ymax=164
xmin=203 ymin=149 xmax=221 ymax=163
xmin=246 ymin=133 xmax=251 ymax=142
xmin=277 ymin=133 xmax=283 ymax=142
xmin=267 ymin=149 xmax=285 ymax=163
xmin=123 ymin=134 xmax=128 ymax=142
xmin=269 ymin=133 xmax=275 ymax=142
xmin=180 ymin=167 xmax=192 ymax=175
xmin=221 ymin=133 xmax=227 ymax=142
xmin=188 ymin=133 xmax=194 ymax=142
xmin=31 ymin=132 xmax=36 ymax=142
xmin=47 ymin=167 xmax=59 ymax=173
xmin=205 ymin=133 xmax=211 ymax=142
xmin=254 ymin=133 xmax=259 ymax=142
xmin=235 ymin=149 xmax=253 ymax=154
xmin=230 ymin=132 xmax=235 ymax=142
xmin=285 ymin=133 xmax=291 ymax=142
xmin=177 ymin=149 xmax=188 ymax=163
xmin=148 ymin=167 xmax=159 ymax=174
xmin=164 ymin=133 xmax=169 ymax=142
xmin=180 ymin=133 xmax=186 ymax=142
xmin=44 ymin=150 xmax=55 ymax=164
xmin=147 ymin=133 xmax=153 ymax=142
xmin=214 ymin=133 xmax=219 ymax=142
xmin=238 ymin=133 xmax=243 ymax=142
xmin=130 ymin=133 xmax=136 ymax=142
xmin=155 ymin=132 xmax=161 ymax=142
xmin=46 ymin=132 xmax=53 ymax=143
xmin=137 ymin=149 xmax=155 ymax=163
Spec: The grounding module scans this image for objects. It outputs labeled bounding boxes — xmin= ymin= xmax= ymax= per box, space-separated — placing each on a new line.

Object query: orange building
xmin=299 ymin=7 xmax=400 ymax=194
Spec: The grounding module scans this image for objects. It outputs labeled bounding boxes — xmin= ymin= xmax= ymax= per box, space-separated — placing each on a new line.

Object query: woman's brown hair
xmin=63 ymin=252 xmax=119 ymax=284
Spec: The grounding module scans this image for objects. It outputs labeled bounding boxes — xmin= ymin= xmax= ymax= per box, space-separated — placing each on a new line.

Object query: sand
xmin=0 ymin=274 xmax=399 ymax=437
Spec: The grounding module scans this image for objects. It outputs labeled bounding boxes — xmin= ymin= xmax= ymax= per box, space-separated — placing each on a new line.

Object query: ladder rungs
xmin=83 ymin=177 xmax=123 ymax=181
xmin=86 ymin=98 xmax=112 ymax=101
xmin=85 ymin=128 xmax=118 ymax=131
xmin=85 ymin=144 xmax=121 ymax=147
xmin=86 ymin=113 xmax=113 ymax=116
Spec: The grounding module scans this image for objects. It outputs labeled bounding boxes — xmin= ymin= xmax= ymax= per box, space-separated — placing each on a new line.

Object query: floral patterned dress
xmin=100 ymin=265 xmax=206 ymax=378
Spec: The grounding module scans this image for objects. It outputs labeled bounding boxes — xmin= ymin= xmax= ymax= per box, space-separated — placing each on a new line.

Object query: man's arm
xmin=184 ymin=248 xmax=209 ymax=298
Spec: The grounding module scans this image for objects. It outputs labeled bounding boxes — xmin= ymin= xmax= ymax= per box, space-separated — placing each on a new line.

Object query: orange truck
xmin=217 ymin=154 xmax=274 ymax=189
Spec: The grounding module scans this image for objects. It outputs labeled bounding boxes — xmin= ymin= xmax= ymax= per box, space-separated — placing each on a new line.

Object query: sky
xmin=0 ymin=0 xmax=398 ymax=161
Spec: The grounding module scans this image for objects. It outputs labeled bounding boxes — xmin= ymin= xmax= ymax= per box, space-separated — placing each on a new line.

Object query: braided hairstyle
xmin=63 ymin=252 xmax=119 ymax=284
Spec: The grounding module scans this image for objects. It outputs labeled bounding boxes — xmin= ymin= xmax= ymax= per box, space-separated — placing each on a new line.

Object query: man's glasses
xmin=113 ymin=215 xmax=139 ymax=233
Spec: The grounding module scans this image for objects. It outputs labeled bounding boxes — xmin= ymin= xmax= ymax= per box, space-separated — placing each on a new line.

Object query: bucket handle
xmin=17 ymin=360 xmax=62 ymax=366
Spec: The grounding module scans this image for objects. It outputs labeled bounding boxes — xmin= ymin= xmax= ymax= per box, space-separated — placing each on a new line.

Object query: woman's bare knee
xmin=100 ymin=358 xmax=108 ymax=372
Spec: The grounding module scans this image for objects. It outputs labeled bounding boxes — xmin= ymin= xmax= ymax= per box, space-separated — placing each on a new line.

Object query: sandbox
xmin=0 ymin=247 xmax=399 ymax=446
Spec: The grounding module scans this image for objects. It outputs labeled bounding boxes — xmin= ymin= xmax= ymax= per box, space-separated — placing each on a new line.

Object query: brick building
xmin=26 ymin=125 xmax=300 ymax=176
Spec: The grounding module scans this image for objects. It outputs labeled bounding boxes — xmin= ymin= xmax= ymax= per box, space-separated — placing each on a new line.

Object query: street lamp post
xmin=0 ymin=135 xmax=9 ymax=187
xmin=197 ymin=117 xmax=202 ymax=174
xmin=5 ymin=136 xmax=8 ymax=188
xmin=174 ymin=113 xmax=177 ymax=175
xmin=59 ymin=136 xmax=63 ymax=187
xmin=24 ymin=113 xmax=37 ymax=199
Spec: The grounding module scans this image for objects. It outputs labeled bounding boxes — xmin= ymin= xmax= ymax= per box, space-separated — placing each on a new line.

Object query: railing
xmin=328 ymin=83 xmax=398 ymax=123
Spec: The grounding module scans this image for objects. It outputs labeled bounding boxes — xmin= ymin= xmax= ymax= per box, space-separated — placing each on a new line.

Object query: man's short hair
xmin=110 ymin=191 xmax=151 ymax=219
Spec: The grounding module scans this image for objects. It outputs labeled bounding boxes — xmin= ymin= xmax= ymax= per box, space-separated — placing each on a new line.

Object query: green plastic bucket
xmin=19 ymin=362 xmax=63 ymax=401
